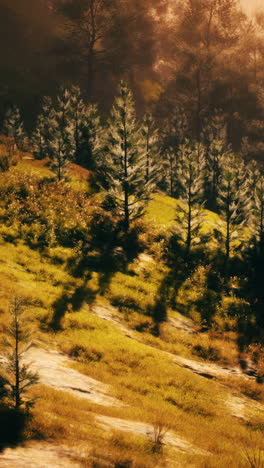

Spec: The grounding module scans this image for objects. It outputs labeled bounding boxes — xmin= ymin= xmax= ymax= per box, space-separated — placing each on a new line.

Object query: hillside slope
xmin=0 ymin=158 xmax=263 ymax=467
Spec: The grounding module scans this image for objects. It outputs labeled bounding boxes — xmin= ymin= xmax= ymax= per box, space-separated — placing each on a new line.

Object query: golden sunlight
xmin=241 ymin=0 xmax=264 ymax=15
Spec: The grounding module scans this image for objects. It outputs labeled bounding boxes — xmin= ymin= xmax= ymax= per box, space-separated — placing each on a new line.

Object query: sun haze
xmin=241 ymin=0 xmax=264 ymax=15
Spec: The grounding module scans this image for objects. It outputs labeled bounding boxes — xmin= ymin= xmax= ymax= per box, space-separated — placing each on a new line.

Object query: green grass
xmin=0 ymin=237 xmax=262 ymax=467
xmin=0 ymin=158 xmax=263 ymax=466
xmin=145 ymin=193 xmax=249 ymax=255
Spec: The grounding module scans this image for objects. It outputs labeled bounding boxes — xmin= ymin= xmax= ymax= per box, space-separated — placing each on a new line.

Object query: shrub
xmin=68 ymin=344 xmax=103 ymax=362
xmin=0 ymin=171 xmax=103 ymax=249
xmin=219 ymin=296 xmax=251 ymax=319
xmin=177 ymin=265 xmax=222 ymax=326
xmin=192 ymin=344 xmax=221 ymax=362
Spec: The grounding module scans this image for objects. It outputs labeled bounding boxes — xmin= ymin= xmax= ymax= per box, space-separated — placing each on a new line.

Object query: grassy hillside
xmin=0 ymin=157 xmax=263 ymax=467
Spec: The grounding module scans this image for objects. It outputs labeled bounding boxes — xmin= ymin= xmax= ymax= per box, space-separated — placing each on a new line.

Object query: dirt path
xmin=90 ymin=303 xmax=264 ymax=421
xmin=0 ymin=304 xmax=262 ymax=466
xmin=96 ymin=414 xmax=208 ymax=456
xmin=171 ymin=354 xmax=244 ymax=380
xmin=168 ymin=315 xmax=195 ymax=334
xmin=26 ymin=347 xmax=207 ymax=455
xmin=26 ymin=347 xmax=124 ymax=408
xmin=0 ymin=344 xmax=208 ymax=466
xmin=226 ymin=392 xmax=264 ymax=420
xmin=90 ymin=303 xmax=248 ymax=382
xmin=0 ymin=442 xmax=82 ymax=467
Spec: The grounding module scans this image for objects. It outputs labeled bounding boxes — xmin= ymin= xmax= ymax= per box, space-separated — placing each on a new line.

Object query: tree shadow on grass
xmin=50 ymin=218 xmax=151 ymax=331
xmin=0 ymin=407 xmax=28 ymax=452
xmin=50 ymin=247 xmax=125 ymax=330
xmin=50 ymin=271 xmax=97 ymax=331
xmin=150 ymin=234 xmax=221 ymax=335
xmin=149 ymin=236 xmax=192 ymax=336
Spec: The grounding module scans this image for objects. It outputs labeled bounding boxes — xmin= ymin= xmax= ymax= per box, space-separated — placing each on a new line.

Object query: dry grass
xmin=0 ymin=160 xmax=263 ymax=466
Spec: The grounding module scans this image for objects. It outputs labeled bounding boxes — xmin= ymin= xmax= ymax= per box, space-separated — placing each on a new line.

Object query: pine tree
xmin=69 ymin=85 xmax=86 ymax=159
xmin=201 ymin=110 xmax=230 ymax=211
xmin=1 ymin=297 xmax=38 ymax=410
xmin=104 ymin=81 xmax=149 ymax=232
xmin=251 ymin=174 xmax=264 ymax=246
xmin=218 ymin=153 xmax=250 ymax=262
xmin=247 ymin=159 xmax=261 ymax=196
xmin=31 ymin=96 xmax=53 ymax=159
xmin=3 ymin=106 xmax=25 ymax=154
xmin=161 ymin=107 xmax=189 ymax=197
xmin=176 ymin=140 xmax=205 ymax=254
xmin=202 ymin=110 xmax=228 ymax=145
xmin=141 ymin=113 xmax=159 ymax=187
xmin=79 ymin=102 xmax=102 ymax=170
xmin=48 ymin=86 xmax=75 ymax=180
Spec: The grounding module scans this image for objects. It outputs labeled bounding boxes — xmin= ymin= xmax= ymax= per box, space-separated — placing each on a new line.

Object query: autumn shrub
xmin=0 ymin=171 xmax=102 ymax=249
xmin=177 ymin=265 xmax=222 ymax=326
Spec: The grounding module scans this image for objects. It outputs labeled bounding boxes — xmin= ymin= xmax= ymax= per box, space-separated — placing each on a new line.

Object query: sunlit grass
xmin=0 ymin=160 xmax=263 ymax=466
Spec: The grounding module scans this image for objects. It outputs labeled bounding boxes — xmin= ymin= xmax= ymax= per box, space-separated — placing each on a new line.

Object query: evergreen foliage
xmin=161 ymin=107 xmax=189 ymax=197
xmin=80 ymin=103 xmax=101 ymax=170
xmin=141 ymin=113 xmax=159 ymax=187
xmin=252 ymin=174 xmax=264 ymax=245
xmin=104 ymin=81 xmax=150 ymax=231
xmin=3 ymin=106 xmax=25 ymax=152
xmin=217 ymin=153 xmax=250 ymax=262
xmin=70 ymin=85 xmax=101 ymax=167
xmin=201 ymin=111 xmax=230 ymax=211
xmin=176 ymin=141 xmax=205 ymax=254
xmin=32 ymin=96 xmax=53 ymax=159
xmin=48 ymin=86 xmax=75 ymax=180
xmin=1 ymin=297 xmax=38 ymax=410
xmin=247 ymin=159 xmax=261 ymax=196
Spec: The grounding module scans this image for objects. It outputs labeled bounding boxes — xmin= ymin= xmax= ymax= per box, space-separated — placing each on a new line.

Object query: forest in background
xmin=0 ymin=0 xmax=264 ymax=161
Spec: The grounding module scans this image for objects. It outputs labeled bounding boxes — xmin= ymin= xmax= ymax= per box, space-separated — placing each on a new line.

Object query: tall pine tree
xmin=104 ymin=81 xmax=149 ymax=232
xmin=161 ymin=107 xmax=189 ymax=197
xmin=201 ymin=110 xmax=230 ymax=211
xmin=141 ymin=113 xmax=159 ymax=187
xmin=3 ymin=106 xmax=25 ymax=154
xmin=218 ymin=153 xmax=250 ymax=262
xmin=80 ymin=103 xmax=102 ymax=170
xmin=251 ymin=174 xmax=264 ymax=246
xmin=48 ymin=86 xmax=75 ymax=180
xmin=32 ymin=96 xmax=53 ymax=160
xmin=1 ymin=297 xmax=38 ymax=410
xmin=176 ymin=141 xmax=205 ymax=254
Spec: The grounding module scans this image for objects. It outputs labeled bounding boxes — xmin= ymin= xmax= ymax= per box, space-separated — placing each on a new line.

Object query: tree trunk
xmin=146 ymin=126 xmax=150 ymax=183
xmin=14 ymin=315 xmax=20 ymax=410
xmin=186 ymin=191 xmax=192 ymax=255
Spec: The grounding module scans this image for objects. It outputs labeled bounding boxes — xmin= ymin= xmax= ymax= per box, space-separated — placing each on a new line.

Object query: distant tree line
xmin=1 ymin=80 xmax=264 ymax=355
xmin=1 ymin=82 xmax=263 ymax=253
xmin=0 ymin=0 xmax=264 ymax=159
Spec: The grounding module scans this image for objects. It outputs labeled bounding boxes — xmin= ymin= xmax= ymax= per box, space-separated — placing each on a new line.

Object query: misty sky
xmin=241 ymin=0 xmax=263 ymax=15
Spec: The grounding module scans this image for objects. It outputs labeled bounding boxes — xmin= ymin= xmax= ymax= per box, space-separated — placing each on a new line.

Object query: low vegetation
xmin=0 ymin=85 xmax=264 ymax=466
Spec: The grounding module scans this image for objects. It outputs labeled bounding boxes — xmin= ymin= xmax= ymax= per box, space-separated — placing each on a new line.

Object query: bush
xmin=0 ymin=171 xmax=103 ymax=249
xmin=177 ymin=265 xmax=222 ymax=326
xmin=67 ymin=344 xmax=103 ymax=362
xmin=219 ymin=296 xmax=251 ymax=319
xmin=192 ymin=344 xmax=221 ymax=362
